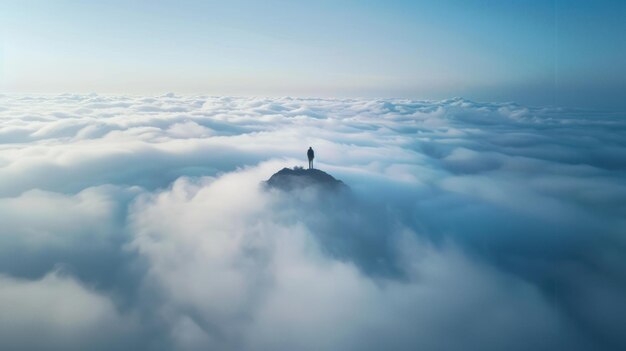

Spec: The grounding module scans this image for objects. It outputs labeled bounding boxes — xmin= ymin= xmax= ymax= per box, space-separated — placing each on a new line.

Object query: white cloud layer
xmin=0 ymin=94 xmax=625 ymax=350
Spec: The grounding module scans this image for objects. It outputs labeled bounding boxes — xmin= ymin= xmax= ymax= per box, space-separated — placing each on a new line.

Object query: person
xmin=307 ymin=147 xmax=314 ymax=169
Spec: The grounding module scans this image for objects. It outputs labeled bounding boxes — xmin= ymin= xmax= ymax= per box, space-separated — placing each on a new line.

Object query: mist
xmin=0 ymin=94 xmax=625 ymax=350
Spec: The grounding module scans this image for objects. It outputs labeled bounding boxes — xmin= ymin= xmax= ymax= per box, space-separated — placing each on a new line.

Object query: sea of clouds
xmin=0 ymin=93 xmax=625 ymax=350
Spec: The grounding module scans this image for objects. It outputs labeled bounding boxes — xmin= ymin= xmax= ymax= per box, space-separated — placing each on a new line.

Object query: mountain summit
xmin=264 ymin=167 xmax=347 ymax=192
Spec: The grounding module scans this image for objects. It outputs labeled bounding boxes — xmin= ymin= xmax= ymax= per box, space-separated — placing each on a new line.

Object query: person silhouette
xmin=307 ymin=147 xmax=314 ymax=169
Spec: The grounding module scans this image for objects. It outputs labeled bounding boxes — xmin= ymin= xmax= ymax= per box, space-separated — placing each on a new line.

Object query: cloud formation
xmin=0 ymin=94 xmax=625 ymax=350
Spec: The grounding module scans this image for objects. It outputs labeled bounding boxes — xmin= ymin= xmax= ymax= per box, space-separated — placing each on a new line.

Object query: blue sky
xmin=1 ymin=0 xmax=625 ymax=109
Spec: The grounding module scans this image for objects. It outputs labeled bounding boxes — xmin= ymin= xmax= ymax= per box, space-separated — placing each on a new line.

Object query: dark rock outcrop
xmin=264 ymin=167 xmax=347 ymax=192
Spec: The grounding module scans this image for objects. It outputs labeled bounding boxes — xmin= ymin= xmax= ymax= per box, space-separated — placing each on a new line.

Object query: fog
xmin=0 ymin=94 xmax=624 ymax=350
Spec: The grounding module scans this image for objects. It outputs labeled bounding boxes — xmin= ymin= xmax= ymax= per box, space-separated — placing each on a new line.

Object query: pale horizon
xmin=2 ymin=0 xmax=625 ymax=110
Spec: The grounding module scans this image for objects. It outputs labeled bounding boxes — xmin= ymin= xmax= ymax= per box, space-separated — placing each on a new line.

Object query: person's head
xmin=309 ymin=146 xmax=312 ymax=149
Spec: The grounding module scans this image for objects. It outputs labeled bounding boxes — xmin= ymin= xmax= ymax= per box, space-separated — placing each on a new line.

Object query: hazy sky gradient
xmin=1 ymin=0 xmax=625 ymax=109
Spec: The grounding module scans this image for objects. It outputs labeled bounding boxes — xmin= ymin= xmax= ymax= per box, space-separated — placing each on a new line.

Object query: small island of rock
xmin=264 ymin=167 xmax=348 ymax=192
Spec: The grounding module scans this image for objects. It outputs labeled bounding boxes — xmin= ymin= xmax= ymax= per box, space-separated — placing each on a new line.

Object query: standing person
xmin=307 ymin=147 xmax=314 ymax=169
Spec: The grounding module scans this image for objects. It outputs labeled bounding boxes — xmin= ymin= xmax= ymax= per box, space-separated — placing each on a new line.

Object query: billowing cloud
xmin=0 ymin=272 xmax=138 ymax=351
xmin=0 ymin=94 xmax=624 ymax=350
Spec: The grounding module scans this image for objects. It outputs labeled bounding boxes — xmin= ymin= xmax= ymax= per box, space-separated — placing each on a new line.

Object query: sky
xmin=1 ymin=2 xmax=626 ymax=349
xmin=1 ymin=0 xmax=625 ymax=109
